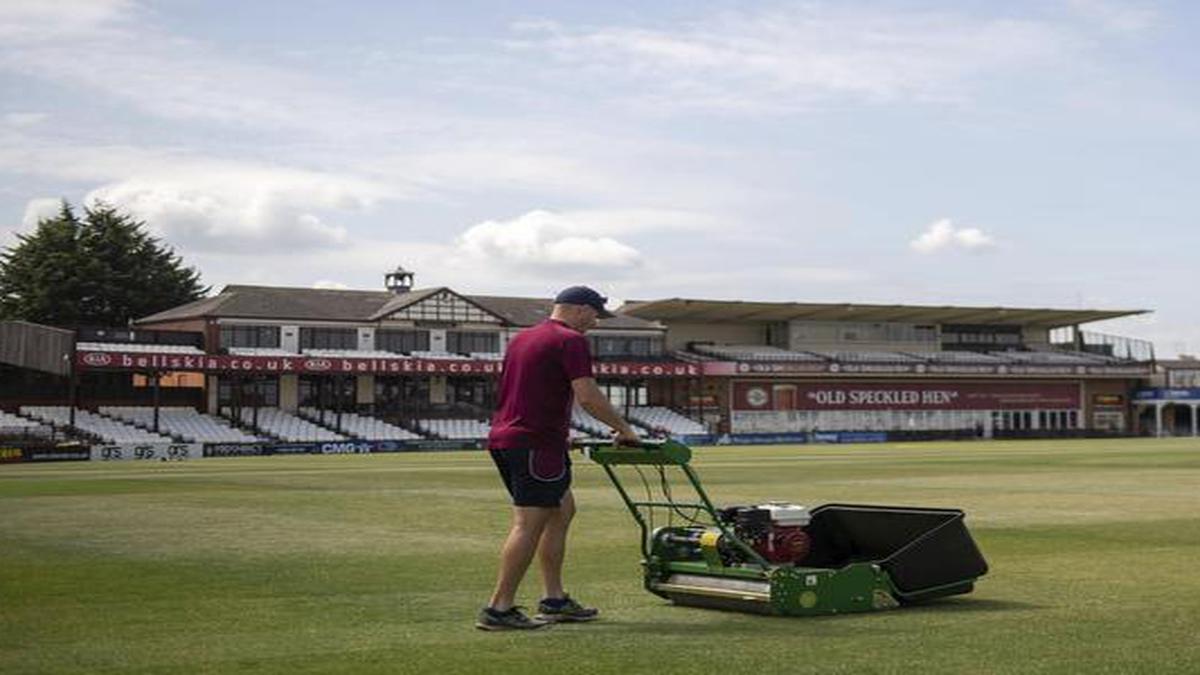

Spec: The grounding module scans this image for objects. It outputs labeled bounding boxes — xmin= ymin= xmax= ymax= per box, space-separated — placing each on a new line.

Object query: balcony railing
xmin=1049 ymin=328 xmax=1154 ymax=362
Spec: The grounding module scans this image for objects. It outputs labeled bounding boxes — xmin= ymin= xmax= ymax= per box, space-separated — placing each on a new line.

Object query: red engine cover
xmin=753 ymin=525 xmax=811 ymax=564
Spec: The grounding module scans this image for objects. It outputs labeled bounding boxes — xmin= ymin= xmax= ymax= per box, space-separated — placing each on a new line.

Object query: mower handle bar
xmin=571 ymin=438 xmax=667 ymax=450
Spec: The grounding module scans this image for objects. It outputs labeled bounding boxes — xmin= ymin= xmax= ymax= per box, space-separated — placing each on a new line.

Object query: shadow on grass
xmin=575 ymin=597 xmax=1041 ymax=638
xmin=902 ymin=597 xmax=1044 ymax=614
xmin=579 ymin=618 xmax=861 ymax=638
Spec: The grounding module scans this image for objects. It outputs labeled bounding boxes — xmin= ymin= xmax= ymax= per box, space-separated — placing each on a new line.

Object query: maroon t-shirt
xmin=488 ymin=319 xmax=593 ymax=454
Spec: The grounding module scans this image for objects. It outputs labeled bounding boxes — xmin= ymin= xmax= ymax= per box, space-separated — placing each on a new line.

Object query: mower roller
xmin=580 ymin=438 xmax=988 ymax=616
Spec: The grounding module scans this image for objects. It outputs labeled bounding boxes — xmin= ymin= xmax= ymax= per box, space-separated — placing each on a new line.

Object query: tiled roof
xmin=137 ymin=284 xmax=663 ymax=330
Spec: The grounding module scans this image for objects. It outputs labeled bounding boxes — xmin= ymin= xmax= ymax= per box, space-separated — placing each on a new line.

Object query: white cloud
xmin=81 ymin=164 xmax=388 ymax=252
xmin=454 ymin=209 xmax=643 ymax=271
xmin=184 ymin=207 xmax=711 ymax=295
xmin=3 ymin=196 xmax=59 ymax=250
xmin=312 ymin=280 xmax=350 ymax=290
xmin=0 ymin=0 xmax=134 ymax=41
xmin=186 ymin=238 xmax=461 ymax=295
xmin=510 ymin=6 xmax=1086 ymax=113
xmin=910 ymin=218 xmax=997 ymax=254
xmin=21 ymin=196 xmax=62 ymax=228
xmin=0 ymin=139 xmax=180 ymax=183
xmin=0 ymin=0 xmax=409 ymax=136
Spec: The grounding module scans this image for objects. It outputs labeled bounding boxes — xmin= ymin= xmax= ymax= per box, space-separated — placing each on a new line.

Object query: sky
xmin=1 ymin=0 xmax=1197 ymax=356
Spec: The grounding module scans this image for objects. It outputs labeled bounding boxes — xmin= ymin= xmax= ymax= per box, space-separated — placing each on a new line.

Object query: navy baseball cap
xmin=554 ymin=285 xmax=614 ymax=318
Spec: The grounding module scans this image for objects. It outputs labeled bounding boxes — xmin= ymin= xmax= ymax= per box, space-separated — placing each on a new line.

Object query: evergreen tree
xmin=0 ymin=201 xmax=207 ymax=328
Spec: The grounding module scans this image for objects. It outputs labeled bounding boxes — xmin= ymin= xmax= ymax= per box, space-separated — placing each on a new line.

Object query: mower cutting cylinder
xmin=583 ymin=438 xmax=988 ymax=617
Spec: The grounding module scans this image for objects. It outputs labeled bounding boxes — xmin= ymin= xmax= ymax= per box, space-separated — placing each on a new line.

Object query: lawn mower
xmin=579 ymin=438 xmax=988 ymax=616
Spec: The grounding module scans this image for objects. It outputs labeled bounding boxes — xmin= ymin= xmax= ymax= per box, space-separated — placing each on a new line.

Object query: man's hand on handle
xmin=572 ymin=376 xmax=642 ymax=449
xmin=613 ymin=427 xmax=641 ymax=447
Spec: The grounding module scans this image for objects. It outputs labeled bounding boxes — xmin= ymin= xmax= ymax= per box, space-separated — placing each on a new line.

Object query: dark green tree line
xmin=0 ymin=201 xmax=208 ymax=328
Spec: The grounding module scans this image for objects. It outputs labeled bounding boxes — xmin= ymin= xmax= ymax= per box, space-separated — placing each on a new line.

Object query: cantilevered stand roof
xmin=619 ymin=298 xmax=1148 ymax=328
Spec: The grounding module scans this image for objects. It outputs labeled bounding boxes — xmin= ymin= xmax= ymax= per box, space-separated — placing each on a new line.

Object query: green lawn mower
xmin=581 ymin=439 xmax=988 ymax=616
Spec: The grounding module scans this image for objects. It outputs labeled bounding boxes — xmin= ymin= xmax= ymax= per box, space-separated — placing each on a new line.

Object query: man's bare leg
xmin=537 ymin=490 xmax=575 ymax=600
xmin=489 ymin=505 xmax=556 ymax=611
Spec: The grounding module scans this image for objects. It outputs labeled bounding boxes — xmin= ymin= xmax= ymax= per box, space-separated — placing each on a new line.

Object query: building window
xmin=447 ymin=331 xmax=499 ymax=354
xmin=588 ymin=335 xmax=665 ymax=359
xmin=218 ymin=377 xmax=279 ymax=407
xmin=374 ymin=377 xmax=431 ymax=412
xmin=1168 ymin=369 xmax=1200 ymax=388
xmin=298 ymin=376 xmax=355 ymax=409
xmin=220 ymin=325 xmax=281 ymax=349
xmin=600 ymin=382 xmax=648 ymax=407
xmin=376 ymin=329 xmax=430 ymax=354
xmin=789 ymin=321 xmax=938 ymax=345
xmin=941 ymin=324 xmax=1023 ymax=350
xmin=299 ymin=327 xmax=358 ymax=351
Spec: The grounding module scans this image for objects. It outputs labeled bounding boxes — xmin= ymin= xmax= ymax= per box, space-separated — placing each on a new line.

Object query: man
xmin=476 ymin=285 xmax=641 ymax=631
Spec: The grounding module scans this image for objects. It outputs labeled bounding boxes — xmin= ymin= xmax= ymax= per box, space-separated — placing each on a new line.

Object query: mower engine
xmin=649 ymin=503 xmax=813 ymax=570
xmin=721 ymin=503 xmax=812 ymax=565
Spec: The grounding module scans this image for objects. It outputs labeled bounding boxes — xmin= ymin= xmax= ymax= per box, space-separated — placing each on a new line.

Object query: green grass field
xmin=3 ymin=438 xmax=1200 ymax=674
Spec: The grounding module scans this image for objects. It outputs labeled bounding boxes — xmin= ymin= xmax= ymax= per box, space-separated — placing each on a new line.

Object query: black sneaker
xmin=536 ymin=595 xmax=599 ymax=623
xmin=475 ymin=606 xmax=551 ymax=631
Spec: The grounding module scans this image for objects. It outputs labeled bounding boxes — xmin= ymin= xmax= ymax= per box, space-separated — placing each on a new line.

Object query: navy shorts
xmin=489 ymin=448 xmax=572 ymax=507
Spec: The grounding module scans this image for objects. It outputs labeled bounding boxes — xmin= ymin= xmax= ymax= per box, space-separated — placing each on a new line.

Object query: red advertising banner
xmin=74 ymin=351 xmax=697 ymax=378
xmin=733 ymin=381 xmax=1080 ymax=411
xmin=703 ymin=361 xmax=1147 ymax=378
xmin=76 ymin=351 xmax=504 ymax=375
xmin=593 ymin=362 xmax=700 ymax=377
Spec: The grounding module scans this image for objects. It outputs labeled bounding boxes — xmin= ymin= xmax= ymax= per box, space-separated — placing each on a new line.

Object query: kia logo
xmin=746 ymin=387 xmax=769 ymax=408
xmin=82 ymin=352 xmax=113 ymax=367
xmin=304 ymin=359 xmax=332 ymax=371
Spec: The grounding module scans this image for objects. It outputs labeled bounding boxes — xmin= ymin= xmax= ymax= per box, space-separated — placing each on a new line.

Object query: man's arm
xmin=572 ymin=377 xmax=640 ymax=444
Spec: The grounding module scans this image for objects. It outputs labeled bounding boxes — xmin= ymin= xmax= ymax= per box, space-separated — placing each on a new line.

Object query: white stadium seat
xmin=75 ymin=342 xmax=204 ymax=354
xmin=571 ymin=406 xmax=611 ymax=436
xmin=414 ymin=418 xmax=491 ymax=439
xmin=299 ymin=408 xmax=421 ymax=440
xmin=627 ymin=406 xmax=707 ymax=436
xmin=905 ymin=351 xmax=1009 ymax=364
xmin=990 ymin=350 xmax=1101 ymax=365
xmin=303 ymin=349 xmax=403 ymax=359
xmin=692 ymin=344 xmax=825 ymax=362
xmin=808 ymin=351 xmax=923 ymax=364
xmin=100 ymin=406 xmax=262 ymax=443
xmin=21 ymin=406 xmax=175 ymax=443
xmin=227 ymin=347 xmax=296 ymax=357
xmin=227 ymin=407 xmax=347 ymax=442
xmin=0 ymin=410 xmax=52 ymax=435
xmin=409 ymin=350 xmax=462 ymax=360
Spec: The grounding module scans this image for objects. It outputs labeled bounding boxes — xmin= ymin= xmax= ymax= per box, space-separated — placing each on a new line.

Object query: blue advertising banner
xmin=714 ymin=431 xmax=889 ymax=445
xmin=1133 ymin=388 xmax=1200 ymax=401
xmin=717 ymin=432 xmax=811 ymax=445
xmin=203 ymin=439 xmax=484 ymax=457
xmin=673 ymin=434 xmax=719 ymax=446
xmin=814 ymin=431 xmax=888 ymax=444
